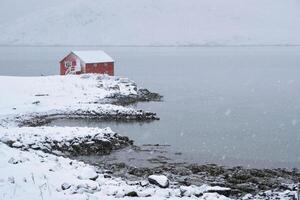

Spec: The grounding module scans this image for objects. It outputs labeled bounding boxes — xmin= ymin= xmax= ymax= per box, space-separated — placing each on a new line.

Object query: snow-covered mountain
xmin=0 ymin=0 xmax=299 ymax=46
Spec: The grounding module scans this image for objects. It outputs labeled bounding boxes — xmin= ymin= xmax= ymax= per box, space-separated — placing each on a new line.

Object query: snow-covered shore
xmin=0 ymin=126 xmax=133 ymax=156
xmin=0 ymin=75 xmax=158 ymax=128
xmin=0 ymin=143 xmax=234 ymax=200
xmin=0 ymin=75 xmax=298 ymax=199
xmin=0 ymin=75 xmax=231 ymax=199
xmin=0 ymin=74 xmax=157 ymax=156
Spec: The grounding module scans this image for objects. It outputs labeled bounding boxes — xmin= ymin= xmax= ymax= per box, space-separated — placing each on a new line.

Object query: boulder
xmin=12 ymin=141 xmax=23 ymax=148
xmin=125 ymin=191 xmax=138 ymax=197
xmin=148 ymin=175 xmax=169 ymax=188
xmin=61 ymin=183 xmax=71 ymax=190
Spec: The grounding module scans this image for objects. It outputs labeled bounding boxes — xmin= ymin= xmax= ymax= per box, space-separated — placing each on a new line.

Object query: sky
xmin=0 ymin=0 xmax=300 ymax=45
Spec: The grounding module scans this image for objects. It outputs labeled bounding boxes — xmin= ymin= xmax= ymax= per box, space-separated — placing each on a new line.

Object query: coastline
xmin=0 ymin=74 xmax=299 ymax=199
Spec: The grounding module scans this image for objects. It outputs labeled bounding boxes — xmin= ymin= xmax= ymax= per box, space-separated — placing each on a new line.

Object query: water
xmin=1 ymin=46 xmax=300 ymax=168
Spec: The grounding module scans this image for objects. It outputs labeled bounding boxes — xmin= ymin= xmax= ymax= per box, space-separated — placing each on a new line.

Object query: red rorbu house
xmin=60 ymin=50 xmax=114 ymax=75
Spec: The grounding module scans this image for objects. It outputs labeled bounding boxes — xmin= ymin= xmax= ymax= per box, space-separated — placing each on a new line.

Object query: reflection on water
xmin=1 ymin=46 xmax=300 ymax=168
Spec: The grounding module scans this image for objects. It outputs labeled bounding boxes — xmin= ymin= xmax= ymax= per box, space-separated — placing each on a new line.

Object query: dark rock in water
xmin=137 ymin=88 xmax=163 ymax=102
xmin=125 ymin=191 xmax=138 ymax=197
xmin=102 ymin=88 xmax=163 ymax=105
xmin=61 ymin=183 xmax=71 ymax=190
xmin=148 ymin=175 xmax=169 ymax=188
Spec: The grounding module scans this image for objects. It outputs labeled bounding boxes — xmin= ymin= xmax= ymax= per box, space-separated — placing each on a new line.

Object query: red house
xmin=60 ymin=50 xmax=114 ymax=75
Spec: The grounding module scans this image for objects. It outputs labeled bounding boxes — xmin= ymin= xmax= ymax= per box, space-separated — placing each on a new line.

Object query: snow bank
xmin=0 ymin=74 xmax=136 ymax=115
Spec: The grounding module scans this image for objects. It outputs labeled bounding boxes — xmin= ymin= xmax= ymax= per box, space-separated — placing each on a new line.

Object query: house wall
xmin=60 ymin=53 xmax=114 ymax=76
xmin=60 ymin=53 xmax=79 ymax=75
xmin=85 ymin=62 xmax=114 ymax=76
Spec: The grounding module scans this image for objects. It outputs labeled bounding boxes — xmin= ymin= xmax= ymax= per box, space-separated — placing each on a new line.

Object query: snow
xmin=77 ymin=167 xmax=99 ymax=180
xmin=148 ymin=175 xmax=169 ymax=188
xmin=72 ymin=50 xmax=114 ymax=63
xmin=0 ymin=143 xmax=237 ymax=199
xmin=0 ymin=126 xmax=115 ymax=151
xmin=0 ymin=74 xmax=137 ymax=127
xmin=0 ymin=0 xmax=299 ymax=45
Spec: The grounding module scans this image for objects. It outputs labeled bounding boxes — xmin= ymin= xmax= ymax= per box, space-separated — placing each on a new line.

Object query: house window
xmin=65 ymin=61 xmax=72 ymax=68
xmin=104 ymin=63 xmax=108 ymax=66
xmin=94 ymin=64 xmax=97 ymax=67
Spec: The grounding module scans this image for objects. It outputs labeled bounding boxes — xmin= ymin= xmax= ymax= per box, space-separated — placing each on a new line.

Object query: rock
xmin=140 ymin=180 xmax=149 ymax=187
xmin=61 ymin=183 xmax=71 ymax=190
xmin=78 ymin=167 xmax=99 ymax=181
xmin=8 ymin=157 xmax=18 ymax=164
xmin=125 ymin=191 xmax=138 ymax=197
xmin=104 ymin=174 xmax=111 ymax=178
xmin=12 ymin=141 xmax=23 ymax=148
xmin=148 ymin=175 xmax=169 ymax=188
xmin=8 ymin=176 xmax=15 ymax=184
xmin=207 ymin=186 xmax=232 ymax=197
xmin=8 ymin=156 xmax=28 ymax=164
xmin=32 ymin=100 xmax=40 ymax=105
xmin=35 ymin=94 xmax=49 ymax=97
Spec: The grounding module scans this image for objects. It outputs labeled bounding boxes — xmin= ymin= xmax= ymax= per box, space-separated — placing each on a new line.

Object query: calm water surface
xmin=1 ymin=46 xmax=300 ymax=168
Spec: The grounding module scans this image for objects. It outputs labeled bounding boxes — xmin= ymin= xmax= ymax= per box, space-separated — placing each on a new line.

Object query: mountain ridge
xmin=0 ymin=0 xmax=299 ymax=45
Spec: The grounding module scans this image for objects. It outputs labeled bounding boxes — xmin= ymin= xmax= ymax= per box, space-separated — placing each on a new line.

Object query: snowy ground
xmin=0 ymin=74 xmax=156 ymax=127
xmin=0 ymin=75 xmax=298 ymax=199
xmin=0 ymin=74 xmax=135 ymax=116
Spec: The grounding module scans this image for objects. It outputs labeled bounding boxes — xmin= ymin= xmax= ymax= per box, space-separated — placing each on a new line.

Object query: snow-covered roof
xmin=72 ymin=50 xmax=114 ymax=63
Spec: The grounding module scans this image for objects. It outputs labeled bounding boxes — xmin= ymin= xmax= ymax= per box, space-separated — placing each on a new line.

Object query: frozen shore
xmin=0 ymin=75 xmax=299 ymax=199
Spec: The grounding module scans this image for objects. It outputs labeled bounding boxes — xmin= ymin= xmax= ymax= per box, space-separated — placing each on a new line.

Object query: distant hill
xmin=0 ymin=0 xmax=299 ymax=46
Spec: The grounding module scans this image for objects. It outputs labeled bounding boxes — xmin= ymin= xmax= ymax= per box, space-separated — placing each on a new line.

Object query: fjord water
xmin=1 ymin=46 xmax=300 ymax=168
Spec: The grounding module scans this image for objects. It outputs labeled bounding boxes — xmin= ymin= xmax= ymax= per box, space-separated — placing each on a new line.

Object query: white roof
xmin=72 ymin=50 xmax=114 ymax=63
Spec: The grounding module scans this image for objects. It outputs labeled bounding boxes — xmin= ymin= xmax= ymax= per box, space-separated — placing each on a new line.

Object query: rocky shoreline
xmin=11 ymin=87 xmax=300 ymax=199
xmin=98 ymin=160 xmax=300 ymax=198
xmin=1 ymin=75 xmax=299 ymax=199
xmin=3 ymin=130 xmax=133 ymax=156
xmin=72 ymin=144 xmax=300 ymax=199
xmin=18 ymin=110 xmax=159 ymax=127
